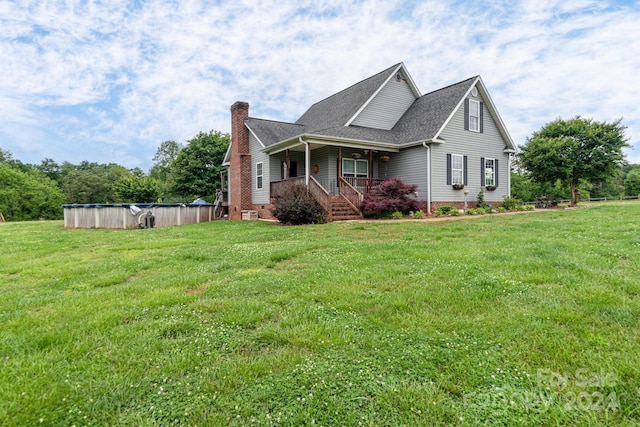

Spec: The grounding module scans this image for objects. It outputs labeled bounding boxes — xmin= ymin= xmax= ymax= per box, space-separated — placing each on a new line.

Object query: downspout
xmin=423 ymin=141 xmax=432 ymax=215
xmin=299 ymin=137 xmax=310 ymax=186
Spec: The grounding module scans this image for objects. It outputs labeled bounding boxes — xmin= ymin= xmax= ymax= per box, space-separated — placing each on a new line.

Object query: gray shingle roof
xmin=245 ymin=65 xmax=480 ymax=148
xmin=295 ymin=63 xmax=401 ymax=131
xmin=245 ymin=118 xmax=304 ymax=146
xmin=391 ymin=76 xmax=477 ymax=143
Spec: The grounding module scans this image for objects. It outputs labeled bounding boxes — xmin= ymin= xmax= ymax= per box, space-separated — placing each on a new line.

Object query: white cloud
xmin=0 ymin=0 xmax=638 ymax=169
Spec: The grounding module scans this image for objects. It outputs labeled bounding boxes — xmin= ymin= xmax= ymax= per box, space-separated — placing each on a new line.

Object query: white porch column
xmin=304 ymin=141 xmax=310 ymax=186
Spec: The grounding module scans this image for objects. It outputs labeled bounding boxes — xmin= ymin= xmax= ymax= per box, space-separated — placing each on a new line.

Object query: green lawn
xmin=1 ymin=204 xmax=639 ymax=426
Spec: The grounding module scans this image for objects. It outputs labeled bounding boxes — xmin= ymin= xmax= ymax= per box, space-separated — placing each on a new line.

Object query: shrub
xmin=501 ymin=195 xmax=522 ymax=211
xmin=434 ymin=205 xmax=457 ymax=216
xmin=390 ymin=211 xmax=404 ymax=219
xmin=271 ymin=183 xmax=322 ymax=225
xmin=525 ymin=204 xmax=535 ymax=211
xmin=361 ymin=178 xmax=419 ymax=217
xmin=413 ymin=210 xmax=425 ymax=219
xmin=497 ymin=206 xmax=507 ymax=213
xmin=476 ymin=207 xmax=486 ymax=215
xmin=465 ymin=208 xmax=476 ymax=215
xmin=477 ymin=190 xmax=489 ymax=209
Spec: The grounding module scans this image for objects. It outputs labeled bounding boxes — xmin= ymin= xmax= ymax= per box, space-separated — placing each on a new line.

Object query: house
xmin=223 ymin=62 xmax=516 ymax=221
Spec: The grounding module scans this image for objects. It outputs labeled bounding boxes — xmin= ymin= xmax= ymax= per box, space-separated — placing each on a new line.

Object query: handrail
xmin=338 ymin=177 xmax=363 ymax=213
xmin=309 ymin=176 xmax=332 ymax=221
xmin=270 ymin=176 xmax=305 ymax=198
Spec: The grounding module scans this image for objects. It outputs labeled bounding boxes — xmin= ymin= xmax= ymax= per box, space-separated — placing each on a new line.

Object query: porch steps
xmin=330 ymin=196 xmax=362 ymax=221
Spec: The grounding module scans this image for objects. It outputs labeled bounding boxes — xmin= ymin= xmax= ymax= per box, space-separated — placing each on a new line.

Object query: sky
xmin=1 ymin=0 xmax=640 ymax=171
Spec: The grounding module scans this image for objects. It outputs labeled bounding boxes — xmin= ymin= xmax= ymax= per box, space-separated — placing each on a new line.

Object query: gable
xmin=295 ymin=63 xmax=401 ymax=131
xmin=348 ymin=69 xmax=419 ymax=130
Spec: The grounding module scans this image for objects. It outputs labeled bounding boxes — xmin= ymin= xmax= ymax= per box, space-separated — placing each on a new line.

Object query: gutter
xmin=422 ymin=141 xmax=432 ymax=215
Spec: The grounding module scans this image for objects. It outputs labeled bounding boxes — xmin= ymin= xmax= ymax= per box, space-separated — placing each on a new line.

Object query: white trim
xmin=468 ymin=99 xmax=481 ymax=132
xmin=434 ymin=76 xmax=480 ymax=141
xmin=345 ymin=63 xmax=421 ymax=127
xmin=256 ymin=161 xmax=263 ymax=190
xmin=451 ymin=154 xmax=464 ymax=185
xmin=341 ymin=158 xmax=368 ymax=178
xmin=484 ymin=157 xmax=495 ymax=186
xmin=246 ymin=124 xmax=266 ymax=148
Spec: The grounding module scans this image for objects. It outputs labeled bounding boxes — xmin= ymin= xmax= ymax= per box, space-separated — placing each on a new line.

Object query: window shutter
xmin=495 ymin=159 xmax=499 ymax=187
xmin=480 ymin=157 xmax=485 ymax=185
xmin=446 ymin=154 xmax=452 ymax=185
xmin=479 ymin=102 xmax=484 ymax=133
xmin=464 ymin=99 xmax=469 ymax=131
xmin=463 ymin=155 xmax=468 ymax=186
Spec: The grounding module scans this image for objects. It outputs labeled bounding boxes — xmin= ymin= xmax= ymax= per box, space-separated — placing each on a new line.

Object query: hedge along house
xmin=224 ymin=63 xmax=516 ymax=221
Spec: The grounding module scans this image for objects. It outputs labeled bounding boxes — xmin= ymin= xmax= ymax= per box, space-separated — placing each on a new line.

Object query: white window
xmin=484 ymin=158 xmax=495 ymax=186
xmin=342 ymin=159 xmax=368 ymax=178
xmin=451 ymin=154 xmax=464 ymax=185
xmin=256 ymin=162 xmax=263 ymax=189
xmin=469 ymin=99 xmax=480 ymax=132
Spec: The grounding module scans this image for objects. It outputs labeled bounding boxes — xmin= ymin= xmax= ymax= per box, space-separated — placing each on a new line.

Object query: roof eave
xmin=264 ymin=133 xmax=401 ymax=154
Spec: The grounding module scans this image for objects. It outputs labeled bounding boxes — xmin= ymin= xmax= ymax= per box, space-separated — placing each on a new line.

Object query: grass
xmin=1 ymin=202 xmax=639 ymax=426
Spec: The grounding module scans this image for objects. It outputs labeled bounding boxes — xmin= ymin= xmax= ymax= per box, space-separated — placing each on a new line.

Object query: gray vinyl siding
xmin=432 ymin=93 xmax=510 ymax=204
xmin=311 ymin=146 xmax=333 ymax=191
xmin=350 ymin=76 xmax=417 ymax=130
xmin=250 ymin=134 xmax=270 ymax=204
xmin=384 ymin=146 xmax=428 ymax=200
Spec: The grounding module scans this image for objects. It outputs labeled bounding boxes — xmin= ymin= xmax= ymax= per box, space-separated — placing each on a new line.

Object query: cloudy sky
xmin=2 ymin=0 xmax=639 ymax=170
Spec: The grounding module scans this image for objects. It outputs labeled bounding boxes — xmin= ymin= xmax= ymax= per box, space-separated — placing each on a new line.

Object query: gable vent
xmin=395 ymin=72 xmax=403 ymax=82
xmin=471 ymin=87 xmax=478 ymax=97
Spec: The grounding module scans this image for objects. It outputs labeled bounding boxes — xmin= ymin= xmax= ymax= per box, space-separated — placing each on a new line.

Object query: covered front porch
xmin=268 ymin=142 xmax=395 ymax=221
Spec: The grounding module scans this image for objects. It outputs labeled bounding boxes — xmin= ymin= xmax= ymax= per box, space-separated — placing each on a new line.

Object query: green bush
xmin=272 ymin=183 xmax=322 ymax=225
xmin=465 ymin=208 xmax=476 ymax=215
xmin=525 ymin=204 xmax=535 ymax=211
xmin=391 ymin=211 xmax=404 ymax=219
xmin=497 ymin=206 xmax=507 ymax=213
xmin=435 ymin=205 xmax=458 ymax=216
xmin=477 ymin=190 xmax=489 ymax=209
xmin=476 ymin=207 xmax=486 ymax=215
xmin=413 ymin=210 xmax=425 ymax=219
xmin=501 ymin=195 xmax=522 ymax=211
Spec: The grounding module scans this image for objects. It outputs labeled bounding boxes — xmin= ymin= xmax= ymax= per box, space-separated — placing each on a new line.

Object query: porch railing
xmin=270 ymin=176 xmax=305 ymax=198
xmin=309 ymin=176 xmax=332 ymax=221
xmin=342 ymin=177 xmax=385 ymax=194
xmin=338 ymin=177 xmax=363 ymax=213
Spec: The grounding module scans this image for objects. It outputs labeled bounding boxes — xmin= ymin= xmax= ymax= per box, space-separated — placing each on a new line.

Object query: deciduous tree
xmin=171 ymin=131 xmax=229 ymax=201
xmin=518 ymin=117 xmax=628 ymax=206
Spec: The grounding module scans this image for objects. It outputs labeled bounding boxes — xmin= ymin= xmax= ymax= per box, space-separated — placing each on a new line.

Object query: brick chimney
xmin=229 ymin=101 xmax=252 ymax=220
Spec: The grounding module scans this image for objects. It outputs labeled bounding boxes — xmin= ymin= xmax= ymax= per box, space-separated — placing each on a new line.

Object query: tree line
xmin=1 ymin=116 xmax=637 ymax=221
xmin=0 ymin=131 xmax=229 ymax=221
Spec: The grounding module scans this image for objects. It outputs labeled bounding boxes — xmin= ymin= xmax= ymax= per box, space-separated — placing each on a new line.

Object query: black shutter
xmin=480 ymin=101 xmax=484 ymax=133
xmin=495 ymin=159 xmax=499 ymax=187
xmin=446 ymin=154 xmax=452 ymax=185
xmin=464 ymin=99 xmax=469 ymax=131
xmin=463 ymin=155 xmax=468 ymax=186
xmin=480 ymin=157 xmax=485 ymax=186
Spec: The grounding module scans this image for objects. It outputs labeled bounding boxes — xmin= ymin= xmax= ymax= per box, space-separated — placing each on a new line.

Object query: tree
xmin=518 ymin=117 xmax=628 ymax=206
xmin=150 ymin=140 xmax=182 ymax=180
xmin=61 ymin=162 xmax=129 ymax=204
xmin=624 ymin=168 xmax=640 ymax=197
xmin=113 ymin=175 xmax=160 ymax=203
xmin=361 ymin=178 xmax=420 ymax=216
xmin=171 ymin=131 xmax=229 ymax=201
xmin=149 ymin=140 xmax=183 ymax=201
xmin=0 ymin=163 xmax=65 ymax=221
